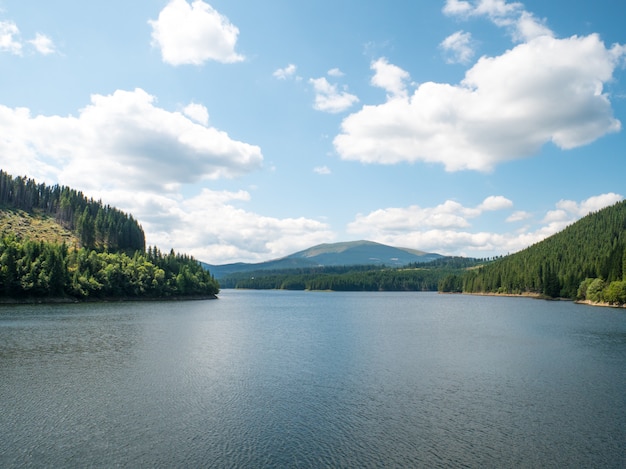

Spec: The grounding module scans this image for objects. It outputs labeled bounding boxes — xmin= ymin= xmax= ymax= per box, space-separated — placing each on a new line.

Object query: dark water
xmin=1 ymin=291 xmax=625 ymax=468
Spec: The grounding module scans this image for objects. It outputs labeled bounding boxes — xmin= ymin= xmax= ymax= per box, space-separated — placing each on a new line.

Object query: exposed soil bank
xmin=453 ymin=291 xmax=626 ymax=309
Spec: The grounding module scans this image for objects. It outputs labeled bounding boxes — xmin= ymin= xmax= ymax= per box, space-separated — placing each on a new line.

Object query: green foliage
xmin=438 ymin=274 xmax=463 ymax=293
xmin=462 ymin=200 xmax=626 ymax=299
xmin=586 ymin=278 xmax=606 ymax=303
xmin=0 ymin=238 xmax=219 ymax=301
xmin=577 ymin=277 xmax=626 ymax=306
xmin=577 ymin=278 xmax=595 ymax=300
xmin=604 ymin=281 xmax=626 ymax=305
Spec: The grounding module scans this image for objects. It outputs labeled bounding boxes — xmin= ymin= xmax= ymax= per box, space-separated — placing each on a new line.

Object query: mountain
xmin=289 ymin=240 xmax=441 ymax=266
xmin=204 ymin=240 xmax=443 ymax=279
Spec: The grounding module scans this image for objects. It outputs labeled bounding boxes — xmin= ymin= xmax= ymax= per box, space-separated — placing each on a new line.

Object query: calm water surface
xmin=1 ymin=291 xmax=625 ymax=467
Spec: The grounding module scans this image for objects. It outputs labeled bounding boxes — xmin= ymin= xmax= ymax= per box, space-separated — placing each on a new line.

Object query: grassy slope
xmin=0 ymin=207 xmax=79 ymax=247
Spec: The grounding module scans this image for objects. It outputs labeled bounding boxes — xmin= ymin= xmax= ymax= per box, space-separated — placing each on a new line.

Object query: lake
xmin=1 ymin=290 xmax=625 ymax=468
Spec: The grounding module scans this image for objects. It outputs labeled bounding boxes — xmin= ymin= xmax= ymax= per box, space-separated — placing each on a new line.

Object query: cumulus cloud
xmin=0 ymin=20 xmax=55 ymax=55
xmin=443 ymin=0 xmax=552 ymax=42
xmin=149 ymin=0 xmax=244 ymax=65
xmin=348 ymin=196 xmax=509 ymax=235
xmin=471 ymin=0 xmax=523 ymax=21
xmin=335 ymin=34 xmax=624 ymax=171
xmin=506 ymin=210 xmax=531 ymax=222
xmin=514 ymin=11 xmax=553 ymax=42
xmin=28 ymin=33 xmax=56 ymax=55
xmin=347 ymin=193 xmax=623 ymax=257
xmin=370 ymin=57 xmax=410 ymax=98
xmin=273 ymin=63 xmax=297 ymax=80
xmin=347 ymin=197 xmax=513 ymax=256
xmin=440 ymin=30 xmax=475 ymax=64
xmin=0 ymin=20 xmax=22 ymax=54
xmin=478 ymin=195 xmax=513 ymax=211
xmin=0 ymin=88 xmax=262 ymax=192
xmin=443 ymin=0 xmax=473 ymax=15
xmin=542 ymin=193 xmax=624 ymax=231
xmin=97 ymin=188 xmax=335 ymax=264
xmin=182 ymin=102 xmax=209 ymax=126
xmin=309 ymin=77 xmax=359 ymax=113
xmin=328 ymin=68 xmax=344 ymax=77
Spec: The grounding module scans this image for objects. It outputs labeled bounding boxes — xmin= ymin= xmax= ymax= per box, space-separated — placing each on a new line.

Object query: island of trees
xmin=0 ymin=171 xmax=219 ymax=301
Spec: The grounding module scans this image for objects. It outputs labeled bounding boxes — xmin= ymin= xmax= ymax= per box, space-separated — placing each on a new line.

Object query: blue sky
xmin=1 ymin=0 xmax=625 ymax=264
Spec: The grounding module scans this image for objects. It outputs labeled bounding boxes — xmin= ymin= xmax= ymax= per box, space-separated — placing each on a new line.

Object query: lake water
xmin=1 ymin=290 xmax=625 ymax=468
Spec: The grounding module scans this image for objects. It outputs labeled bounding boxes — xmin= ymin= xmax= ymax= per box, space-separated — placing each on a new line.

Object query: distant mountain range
xmin=203 ymin=240 xmax=443 ymax=279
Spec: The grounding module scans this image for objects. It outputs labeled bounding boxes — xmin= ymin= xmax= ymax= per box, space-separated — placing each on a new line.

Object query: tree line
xmin=0 ymin=236 xmax=219 ymax=300
xmin=0 ymin=170 xmax=144 ymax=252
xmin=221 ymin=259 xmax=484 ymax=292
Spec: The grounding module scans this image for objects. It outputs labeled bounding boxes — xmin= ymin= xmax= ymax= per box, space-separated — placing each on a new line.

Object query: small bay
xmin=1 ymin=291 xmax=625 ymax=467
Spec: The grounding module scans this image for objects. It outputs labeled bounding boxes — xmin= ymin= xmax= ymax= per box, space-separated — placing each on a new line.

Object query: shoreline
xmin=0 ymin=294 xmax=218 ymax=305
xmin=445 ymin=291 xmax=553 ymax=300
xmin=574 ymin=299 xmax=626 ymax=309
xmin=454 ymin=291 xmax=626 ymax=309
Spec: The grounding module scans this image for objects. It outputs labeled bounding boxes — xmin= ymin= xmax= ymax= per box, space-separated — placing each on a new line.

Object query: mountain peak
xmin=293 ymin=240 xmax=388 ymax=258
xmin=288 ymin=240 xmax=435 ymax=266
xmin=204 ymin=240 xmax=442 ymax=279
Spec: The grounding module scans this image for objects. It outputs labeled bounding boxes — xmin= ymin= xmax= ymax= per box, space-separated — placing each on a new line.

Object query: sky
xmin=1 ymin=0 xmax=625 ymax=264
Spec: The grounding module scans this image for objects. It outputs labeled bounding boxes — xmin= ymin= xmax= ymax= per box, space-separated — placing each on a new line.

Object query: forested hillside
xmin=459 ymin=200 xmax=626 ymax=304
xmin=0 ymin=171 xmax=219 ymax=301
xmin=0 ymin=170 xmax=144 ymax=252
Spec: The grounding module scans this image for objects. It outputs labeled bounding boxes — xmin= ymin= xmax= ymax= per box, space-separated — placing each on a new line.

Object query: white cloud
xmin=543 ymin=193 xmax=624 ymax=231
xmin=347 ymin=196 xmax=509 ymax=235
xmin=478 ymin=195 xmax=513 ymax=211
xmin=347 ymin=193 xmax=623 ymax=258
xmin=0 ymin=88 xmax=262 ymax=192
xmin=443 ymin=0 xmax=473 ymax=15
xmin=328 ymin=68 xmax=344 ymax=77
xmin=28 ymin=33 xmax=55 ymax=55
xmin=98 ymin=188 xmax=335 ymax=264
xmin=370 ymin=57 xmax=410 ymax=98
xmin=571 ymin=192 xmax=624 ymax=215
xmin=273 ymin=63 xmax=297 ymax=80
xmin=313 ymin=165 xmax=331 ymax=175
xmin=443 ymin=0 xmax=552 ymax=43
xmin=183 ymin=102 xmax=209 ymax=126
xmin=149 ymin=0 xmax=244 ymax=66
xmin=514 ymin=11 xmax=553 ymax=42
xmin=440 ymin=30 xmax=475 ymax=64
xmin=473 ymin=0 xmax=523 ymax=20
xmin=0 ymin=20 xmax=22 ymax=54
xmin=506 ymin=210 xmax=531 ymax=222
xmin=335 ymin=35 xmax=624 ymax=171
xmin=309 ymin=77 xmax=359 ymax=113
xmin=0 ymin=20 xmax=55 ymax=55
